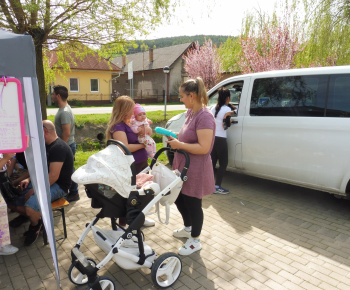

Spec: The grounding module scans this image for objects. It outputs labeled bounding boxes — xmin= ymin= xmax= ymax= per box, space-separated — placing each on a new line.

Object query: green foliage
xmin=69 ymin=99 xmax=85 ymax=107
xmin=77 ymin=139 xmax=103 ymax=152
xmin=125 ymin=35 xmax=230 ymax=54
xmin=75 ymin=149 xmax=100 ymax=169
xmin=152 ymin=134 xmax=163 ymax=144
xmin=0 ymin=0 xmax=176 ymax=119
xmin=218 ymin=37 xmax=241 ymax=72
xmin=294 ymin=0 xmax=350 ymax=66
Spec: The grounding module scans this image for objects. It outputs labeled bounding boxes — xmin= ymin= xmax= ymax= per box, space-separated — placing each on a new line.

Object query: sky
xmin=144 ymin=0 xmax=282 ymax=40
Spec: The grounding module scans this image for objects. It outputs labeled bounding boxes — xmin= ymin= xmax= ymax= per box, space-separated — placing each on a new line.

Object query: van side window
xmin=327 ymin=75 xmax=350 ymax=117
xmin=250 ymin=76 xmax=328 ymax=116
xmin=208 ymin=81 xmax=243 ymax=113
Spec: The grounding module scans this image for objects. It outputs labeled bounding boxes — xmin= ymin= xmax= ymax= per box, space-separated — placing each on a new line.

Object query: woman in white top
xmin=210 ymin=88 xmax=235 ymax=194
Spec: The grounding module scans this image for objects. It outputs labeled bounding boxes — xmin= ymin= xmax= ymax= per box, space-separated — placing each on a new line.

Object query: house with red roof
xmin=49 ymin=48 xmax=121 ymax=105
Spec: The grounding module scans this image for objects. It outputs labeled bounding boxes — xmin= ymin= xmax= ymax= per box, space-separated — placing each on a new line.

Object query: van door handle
xmin=231 ymin=120 xmax=238 ymax=124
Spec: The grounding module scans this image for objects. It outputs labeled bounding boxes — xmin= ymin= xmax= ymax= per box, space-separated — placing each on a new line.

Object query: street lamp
xmin=163 ymin=66 xmax=170 ymax=119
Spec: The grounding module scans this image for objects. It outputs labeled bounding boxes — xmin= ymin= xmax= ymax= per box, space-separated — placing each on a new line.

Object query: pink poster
xmin=0 ymin=77 xmax=27 ymax=153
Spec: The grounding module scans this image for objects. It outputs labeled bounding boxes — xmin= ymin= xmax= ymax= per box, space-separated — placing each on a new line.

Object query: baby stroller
xmin=68 ymin=139 xmax=190 ymax=290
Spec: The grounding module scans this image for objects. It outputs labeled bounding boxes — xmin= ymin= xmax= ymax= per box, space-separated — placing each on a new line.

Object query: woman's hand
xmin=166 ymin=137 xmax=183 ymax=150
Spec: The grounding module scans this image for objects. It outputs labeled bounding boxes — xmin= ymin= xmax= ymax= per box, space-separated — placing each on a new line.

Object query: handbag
xmin=0 ymin=171 xmax=20 ymax=201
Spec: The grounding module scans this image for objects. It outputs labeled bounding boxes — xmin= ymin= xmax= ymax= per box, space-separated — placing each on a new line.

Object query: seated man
xmin=7 ymin=120 xmax=73 ymax=246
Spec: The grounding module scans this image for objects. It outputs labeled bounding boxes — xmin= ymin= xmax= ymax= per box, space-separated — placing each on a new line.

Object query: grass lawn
xmin=47 ymin=110 xmax=185 ymax=129
xmin=71 ymin=110 xmax=185 ymax=169
xmin=75 ymin=142 xmax=169 ymax=169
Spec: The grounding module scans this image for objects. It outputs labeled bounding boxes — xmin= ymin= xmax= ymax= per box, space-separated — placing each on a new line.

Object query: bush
xmin=152 ymin=134 xmax=163 ymax=143
xmin=70 ymin=99 xmax=85 ymax=107
xmin=77 ymin=138 xmax=104 ymax=151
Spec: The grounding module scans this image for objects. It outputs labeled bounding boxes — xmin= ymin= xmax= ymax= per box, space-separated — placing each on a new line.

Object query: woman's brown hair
xmin=180 ymin=77 xmax=208 ymax=106
xmin=105 ymin=95 xmax=135 ymax=140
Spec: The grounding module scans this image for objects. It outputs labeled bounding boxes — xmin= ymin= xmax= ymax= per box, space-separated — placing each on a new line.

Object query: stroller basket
xmin=85 ymin=183 xmax=153 ymax=220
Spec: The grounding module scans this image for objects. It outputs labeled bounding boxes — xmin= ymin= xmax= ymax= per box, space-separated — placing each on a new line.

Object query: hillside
xmin=126 ymin=35 xmax=233 ymax=54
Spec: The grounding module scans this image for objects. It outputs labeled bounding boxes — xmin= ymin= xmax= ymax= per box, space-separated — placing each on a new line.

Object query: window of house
xmin=90 ymin=79 xmax=99 ymax=92
xmin=69 ymin=78 xmax=79 ymax=92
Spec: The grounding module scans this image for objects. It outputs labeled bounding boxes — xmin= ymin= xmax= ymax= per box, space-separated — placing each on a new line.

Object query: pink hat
xmin=134 ymin=103 xmax=145 ymax=116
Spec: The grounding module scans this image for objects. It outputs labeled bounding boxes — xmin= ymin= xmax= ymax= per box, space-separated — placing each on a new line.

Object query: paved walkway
xmin=1 ymin=171 xmax=350 ymax=289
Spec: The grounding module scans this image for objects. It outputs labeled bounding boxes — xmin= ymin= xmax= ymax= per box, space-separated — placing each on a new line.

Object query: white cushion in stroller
xmin=72 ymin=145 xmax=134 ymax=198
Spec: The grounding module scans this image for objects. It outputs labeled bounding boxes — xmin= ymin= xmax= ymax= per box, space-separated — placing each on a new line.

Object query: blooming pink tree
xmin=239 ymin=19 xmax=304 ymax=74
xmin=183 ymin=39 xmax=222 ymax=90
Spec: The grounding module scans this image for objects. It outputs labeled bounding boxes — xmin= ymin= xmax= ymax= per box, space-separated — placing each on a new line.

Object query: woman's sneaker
xmin=215 ymin=185 xmax=229 ymax=194
xmin=0 ymin=245 xmax=19 ymax=255
xmin=178 ymin=238 xmax=202 ymax=256
xmin=173 ymin=227 xmax=191 ymax=238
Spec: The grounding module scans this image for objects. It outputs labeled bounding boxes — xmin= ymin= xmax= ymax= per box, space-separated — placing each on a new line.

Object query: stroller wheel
xmin=88 ymin=276 xmax=115 ymax=290
xmin=151 ymin=252 xmax=182 ymax=288
xmin=68 ymin=258 xmax=96 ymax=285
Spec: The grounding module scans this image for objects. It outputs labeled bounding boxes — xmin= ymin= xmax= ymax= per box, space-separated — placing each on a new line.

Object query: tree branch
xmin=0 ymin=0 xmax=17 ymax=32
xmin=8 ymin=0 xmax=28 ymax=31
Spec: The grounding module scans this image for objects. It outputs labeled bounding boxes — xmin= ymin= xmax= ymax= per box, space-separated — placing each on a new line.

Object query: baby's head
xmin=134 ymin=103 xmax=146 ymax=121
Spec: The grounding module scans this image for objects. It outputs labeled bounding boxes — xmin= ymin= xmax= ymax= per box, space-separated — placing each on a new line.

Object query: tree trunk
xmin=34 ymin=41 xmax=47 ymax=120
xmin=30 ymin=28 xmax=47 ymax=120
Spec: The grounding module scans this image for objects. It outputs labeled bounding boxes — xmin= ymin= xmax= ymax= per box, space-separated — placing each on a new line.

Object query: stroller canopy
xmin=72 ymin=145 xmax=134 ymax=198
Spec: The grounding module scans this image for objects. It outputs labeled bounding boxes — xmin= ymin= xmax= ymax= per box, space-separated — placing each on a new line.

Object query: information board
xmin=0 ymin=77 xmax=27 ymax=153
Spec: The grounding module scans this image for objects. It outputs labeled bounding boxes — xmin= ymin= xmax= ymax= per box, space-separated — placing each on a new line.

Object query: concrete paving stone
xmin=262 ymin=268 xmax=287 ymax=284
xmin=270 ymin=252 xmax=293 ymax=266
xmin=312 ymin=270 xmax=340 ymax=287
xmin=178 ymin=273 xmax=202 ymax=289
xmin=306 ymin=261 xmax=332 ymax=276
xmin=36 ymin=266 xmax=54 ymax=280
xmin=182 ymin=267 xmax=202 ymax=280
xmin=29 ymin=257 xmax=47 ymax=269
xmin=211 ymin=266 xmax=235 ymax=281
xmin=242 ymin=259 xmax=266 ymax=274
xmin=6 ymin=263 xmax=22 ymax=278
xmin=246 ymin=278 xmax=272 ymax=290
xmin=285 ymin=253 xmax=309 ymax=265
xmin=21 ymin=264 xmax=39 ymax=279
xmin=318 ymin=281 xmax=340 ymax=290
xmin=0 ymin=273 xmax=12 ymax=287
xmin=228 ymin=268 xmax=253 ymax=283
xmin=26 ymin=275 xmax=44 ymax=289
xmin=274 ymin=261 xmax=298 ymax=275
xmin=211 ymin=276 xmax=235 ymax=289
xmin=337 ymin=283 xmax=350 ymax=290
xmin=230 ymin=278 xmax=255 ymax=290
xmin=4 ymin=255 xmax=18 ymax=267
xmin=282 ymin=280 xmax=306 ymax=290
xmin=195 ymin=275 xmax=216 ymax=289
xmin=326 ymin=248 xmax=350 ymax=262
xmin=326 ymin=263 xmax=350 ymax=279
xmin=294 ymin=269 xmax=321 ymax=286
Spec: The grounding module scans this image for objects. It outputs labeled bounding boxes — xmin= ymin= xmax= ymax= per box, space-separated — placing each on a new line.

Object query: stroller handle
xmin=150 ymin=148 xmax=190 ymax=181
xmin=106 ymin=139 xmax=132 ymax=155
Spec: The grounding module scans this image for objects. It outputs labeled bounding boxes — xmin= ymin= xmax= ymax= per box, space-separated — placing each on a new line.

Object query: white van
xmin=164 ymin=66 xmax=350 ymax=198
